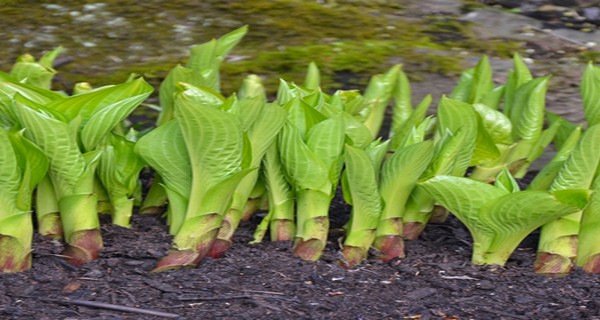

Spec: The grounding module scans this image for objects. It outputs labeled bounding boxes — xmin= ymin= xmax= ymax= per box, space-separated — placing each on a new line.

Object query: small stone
xmin=477 ymin=280 xmax=494 ymax=290
xmin=62 ymin=282 xmax=81 ymax=294
xmin=406 ymin=287 xmax=437 ymax=300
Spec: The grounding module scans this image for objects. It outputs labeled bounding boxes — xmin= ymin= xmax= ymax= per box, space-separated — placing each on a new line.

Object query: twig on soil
xmin=36 ymin=297 xmax=180 ymax=318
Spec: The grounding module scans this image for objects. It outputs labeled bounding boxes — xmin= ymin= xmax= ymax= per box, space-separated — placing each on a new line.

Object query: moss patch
xmin=0 ymin=0 xmax=522 ymax=94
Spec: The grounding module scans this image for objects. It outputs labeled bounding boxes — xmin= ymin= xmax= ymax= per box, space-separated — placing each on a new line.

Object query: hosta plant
xmin=0 ymin=129 xmax=48 ymax=272
xmin=420 ymin=173 xmax=589 ymax=266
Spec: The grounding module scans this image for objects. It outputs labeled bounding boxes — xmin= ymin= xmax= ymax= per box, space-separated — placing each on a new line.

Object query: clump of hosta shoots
xmin=420 ymin=170 xmax=588 ymax=266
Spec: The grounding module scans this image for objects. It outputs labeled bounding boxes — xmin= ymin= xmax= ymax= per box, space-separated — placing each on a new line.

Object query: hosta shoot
xmin=251 ymin=141 xmax=295 ymax=243
xmin=97 ymin=132 xmax=146 ymax=227
xmin=14 ymin=78 xmax=153 ymax=265
xmin=401 ymin=97 xmax=478 ymax=240
xmin=375 ymin=140 xmax=433 ymax=260
xmin=0 ymin=129 xmax=48 ymax=272
xmin=535 ymin=124 xmax=600 ymax=274
xmin=136 ymin=87 xmax=252 ymax=271
xmin=211 ymin=99 xmax=287 ymax=257
xmin=339 ymin=142 xmax=386 ymax=268
xmin=279 ymin=97 xmax=345 ymax=261
xmin=9 ymin=46 xmax=62 ymax=90
xmin=420 ymin=174 xmax=588 ymax=266
xmin=469 ymin=54 xmax=554 ymax=182
xmin=359 ymin=65 xmax=400 ymax=138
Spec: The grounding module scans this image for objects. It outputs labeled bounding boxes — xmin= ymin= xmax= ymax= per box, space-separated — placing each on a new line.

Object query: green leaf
xmin=14 ymin=101 xmax=85 ymax=198
xmin=174 ymin=89 xmax=244 ymax=192
xmin=551 ymin=124 xmax=600 ymax=191
xmin=494 ymin=168 xmax=520 ymax=193
xmin=547 ymin=112 xmax=578 ymax=151
xmin=304 ymin=62 xmax=320 ymax=90
xmin=436 ymin=97 xmax=477 ymax=176
xmin=80 ymin=90 xmax=152 ymax=151
xmin=478 ymin=190 xmax=584 ymax=265
xmin=361 ymin=65 xmax=400 ymax=137
xmin=510 ymin=76 xmax=549 ymax=141
xmin=343 ymin=144 xmax=382 ymax=247
xmin=8 ymin=130 xmax=49 ymax=211
xmin=580 ymin=62 xmax=600 ymax=126
xmin=135 ymin=120 xmax=191 ymax=200
xmin=186 ymin=25 xmax=248 ymax=92
xmin=379 ymin=140 xmax=434 ymax=221
xmin=468 ymin=55 xmax=493 ymax=104
xmin=449 ymin=68 xmax=473 ymax=102
xmin=472 ymin=103 xmax=513 ymax=145
xmin=279 ymin=122 xmax=328 ymax=192
xmin=48 ymin=77 xmax=153 ymax=122
xmin=0 ymin=129 xmax=20 ymax=214
xmin=419 ymin=176 xmax=508 ymax=237
xmin=480 ymin=85 xmax=504 ymax=110
xmin=391 ymin=68 xmax=412 ymax=135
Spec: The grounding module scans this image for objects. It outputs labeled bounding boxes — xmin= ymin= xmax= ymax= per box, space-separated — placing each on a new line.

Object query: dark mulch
xmin=1 ymin=196 xmax=599 ymax=320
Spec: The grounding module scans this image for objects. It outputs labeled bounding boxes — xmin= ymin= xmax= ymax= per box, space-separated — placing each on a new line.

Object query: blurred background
xmin=1 ymin=0 xmax=600 ymax=114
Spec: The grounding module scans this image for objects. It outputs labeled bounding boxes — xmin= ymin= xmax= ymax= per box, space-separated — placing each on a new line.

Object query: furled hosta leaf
xmin=239 ymin=74 xmax=266 ymax=101
xmin=258 ymin=141 xmax=295 ymax=242
xmin=536 ymin=124 xmax=600 ymax=274
xmin=342 ymin=112 xmax=373 ymax=149
xmin=14 ymin=101 xmax=85 ymax=197
xmin=80 ymin=92 xmax=151 ymax=151
xmin=175 ymin=90 xmax=244 ymax=192
xmin=360 ymin=65 xmax=400 ymax=137
xmin=283 ymin=96 xmax=327 ymax=139
xmin=304 ymin=62 xmax=320 ymax=90
xmin=8 ymin=130 xmax=48 ymax=211
xmin=306 ymin=113 xmax=345 ymax=177
xmin=135 ymin=120 xmax=191 ymax=203
xmin=157 ymin=65 xmax=196 ymax=125
xmin=186 ymin=25 xmax=248 ymax=92
xmin=468 ymin=55 xmax=493 ymax=104
xmin=477 ymin=189 xmax=586 ymax=265
xmin=374 ymin=140 xmax=434 ymax=259
xmin=213 ymin=101 xmax=287 ymax=255
xmin=279 ymin=122 xmax=328 ymax=192
xmin=480 ymin=85 xmax=504 ymax=110
xmin=0 ymin=79 xmax=64 ymax=124
xmin=98 ymin=133 xmax=146 ymax=227
xmin=550 ymin=124 xmax=600 ymax=191
xmin=48 ymin=78 xmax=152 ymax=122
xmin=380 ymin=141 xmax=433 ymax=215
xmin=472 ymin=103 xmax=513 ymax=145
xmin=390 ymin=95 xmax=432 ymax=150
xmin=391 ymin=67 xmax=411 ymax=134
xmin=340 ymin=144 xmax=382 ymax=268
xmin=527 ymin=131 xmax=578 ymax=191
xmin=494 ymin=168 xmax=520 ymax=193
xmin=419 ymin=176 xmax=508 ymax=239
xmin=510 ymin=76 xmax=549 ymax=141
xmin=0 ymin=130 xmax=20 ymax=213
xmin=449 ymin=68 xmax=473 ymax=102
xmin=10 ymin=47 xmax=62 ymax=90
xmin=577 ymin=177 xmax=600 ymax=272
xmin=547 ymin=112 xmax=579 ymax=151
xmin=472 ymin=114 xmax=501 ymax=166
xmin=581 ymin=62 xmax=600 ymax=126
xmin=436 ymin=97 xmax=477 ymax=176
xmin=512 ymin=52 xmax=533 ymax=87
xmin=503 ymin=53 xmax=533 ymax=119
